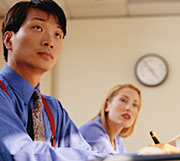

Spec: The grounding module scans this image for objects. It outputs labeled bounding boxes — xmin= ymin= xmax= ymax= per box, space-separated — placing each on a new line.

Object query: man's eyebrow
xmin=31 ymin=17 xmax=46 ymax=22
xmin=56 ymin=25 xmax=62 ymax=30
xmin=31 ymin=17 xmax=62 ymax=30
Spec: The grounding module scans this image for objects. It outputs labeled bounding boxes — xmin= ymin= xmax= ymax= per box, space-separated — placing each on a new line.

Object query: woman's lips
xmin=122 ymin=113 xmax=131 ymax=120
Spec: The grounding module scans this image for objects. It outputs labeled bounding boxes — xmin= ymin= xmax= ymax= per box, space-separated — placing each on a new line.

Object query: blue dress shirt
xmin=0 ymin=65 xmax=103 ymax=161
xmin=79 ymin=116 xmax=126 ymax=155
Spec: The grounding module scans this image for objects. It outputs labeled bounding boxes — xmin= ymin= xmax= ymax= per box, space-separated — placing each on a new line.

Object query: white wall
xmin=53 ymin=16 xmax=180 ymax=152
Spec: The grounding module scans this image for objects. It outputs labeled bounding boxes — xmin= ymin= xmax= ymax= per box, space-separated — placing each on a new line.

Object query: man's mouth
xmin=37 ymin=51 xmax=53 ymax=59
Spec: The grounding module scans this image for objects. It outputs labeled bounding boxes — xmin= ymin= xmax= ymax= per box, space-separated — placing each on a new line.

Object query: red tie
xmin=32 ymin=89 xmax=45 ymax=141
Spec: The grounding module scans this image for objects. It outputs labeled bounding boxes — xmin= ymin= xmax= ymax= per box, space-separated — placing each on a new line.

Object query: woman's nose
xmin=125 ymin=104 xmax=131 ymax=110
xmin=41 ymin=40 xmax=53 ymax=49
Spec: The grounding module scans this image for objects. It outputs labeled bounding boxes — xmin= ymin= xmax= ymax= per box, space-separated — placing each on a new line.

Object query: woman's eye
xmin=32 ymin=26 xmax=42 ymax=31
xmin=120 ymin=98 xmax=127 ymax=103
xmin=133 ymin=104 xmax=138 ymax=108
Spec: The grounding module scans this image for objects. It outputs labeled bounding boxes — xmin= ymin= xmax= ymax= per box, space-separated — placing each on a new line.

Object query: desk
xmin=99 ymin=154 xmax=180 ymax=161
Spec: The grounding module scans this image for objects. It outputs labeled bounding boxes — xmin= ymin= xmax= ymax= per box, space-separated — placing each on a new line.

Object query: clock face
xmin=135 ymin=54 xmax=168 ymax=87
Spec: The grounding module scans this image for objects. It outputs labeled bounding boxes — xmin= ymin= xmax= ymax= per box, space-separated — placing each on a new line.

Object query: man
xmin=0 ymin=0 xmax=103 ymax=160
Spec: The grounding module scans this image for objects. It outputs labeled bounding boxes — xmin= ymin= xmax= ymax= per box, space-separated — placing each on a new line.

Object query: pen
xmin=150 ymin=131 xmax=160 ymax=144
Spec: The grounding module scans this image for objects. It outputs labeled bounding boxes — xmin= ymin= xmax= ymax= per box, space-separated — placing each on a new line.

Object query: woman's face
xmin=105 ymin=87 xmax=140 ymax=128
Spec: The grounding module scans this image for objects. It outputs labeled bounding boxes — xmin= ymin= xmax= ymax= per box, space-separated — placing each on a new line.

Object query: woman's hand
xmin=138 ymin=143 xmax=180 ymax=155
xmin=149 ymin=143 xmax=180 ymax=154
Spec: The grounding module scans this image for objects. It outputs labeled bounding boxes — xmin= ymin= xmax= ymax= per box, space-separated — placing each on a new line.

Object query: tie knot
xmin=33 ymin=89 xmax=41 ymax=101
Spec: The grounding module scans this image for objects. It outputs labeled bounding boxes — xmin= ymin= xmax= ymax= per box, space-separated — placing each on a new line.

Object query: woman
xmin=79 ymin=84 xmax=142 ymax=155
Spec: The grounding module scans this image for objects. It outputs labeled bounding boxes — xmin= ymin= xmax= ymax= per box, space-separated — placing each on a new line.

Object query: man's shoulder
xmin=0 ymin=75 xmax=10 ymax=94
xmin=41 ymin=94 xmax=61 ymax=105
xmin=0 ymin=76 xmax=12 ymax=103
xmin=41 ymin=94 xmax=65 ymax=112
xmin=0 ymin=74 xmax=8 ymax=85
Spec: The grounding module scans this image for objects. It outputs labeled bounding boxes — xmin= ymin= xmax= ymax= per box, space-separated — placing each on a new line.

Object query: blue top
xmin=0 ymin=65 xmax=104 ymax=161
xmin=79 ymin=116 xmax=126 ymax=155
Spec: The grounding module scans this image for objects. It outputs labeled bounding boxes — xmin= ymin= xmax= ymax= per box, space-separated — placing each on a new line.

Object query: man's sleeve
xmin=0 ymin=92 xmax=103 ymax=161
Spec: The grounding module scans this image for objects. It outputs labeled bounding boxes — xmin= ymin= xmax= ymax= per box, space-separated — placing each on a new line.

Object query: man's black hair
xmin=2 ymin=0 xmax=66 ymax=62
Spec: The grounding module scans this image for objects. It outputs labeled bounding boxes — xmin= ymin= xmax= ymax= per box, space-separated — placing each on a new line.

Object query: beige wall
xmin=1 ymin=16 xmax=180 ymax=153
xmin=53 ymin=16 xmax=180 ymax=152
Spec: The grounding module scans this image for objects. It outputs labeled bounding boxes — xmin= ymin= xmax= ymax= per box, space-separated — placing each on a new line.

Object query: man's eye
xmin=32 ymin=26 xmax=42 ymax=31
xmin=55 ymin=33 xmax=62 ymax=39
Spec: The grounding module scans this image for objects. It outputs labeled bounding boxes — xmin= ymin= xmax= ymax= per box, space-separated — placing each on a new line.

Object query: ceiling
xmin=1 ymin=0 xmax=180 ymax=19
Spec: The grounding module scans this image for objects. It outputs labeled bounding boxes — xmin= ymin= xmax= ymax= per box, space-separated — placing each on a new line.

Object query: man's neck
xmin=7 ymin=64 xmax=44 ymax=87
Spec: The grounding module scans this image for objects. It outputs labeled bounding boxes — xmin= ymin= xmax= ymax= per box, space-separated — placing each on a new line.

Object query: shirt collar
xmin=0 ymin=64 xmax=39 ymax=105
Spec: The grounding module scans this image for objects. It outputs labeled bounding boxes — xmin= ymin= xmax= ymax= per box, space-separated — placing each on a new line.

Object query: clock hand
xmin=144 ymin=61 xmax=159 ymax=79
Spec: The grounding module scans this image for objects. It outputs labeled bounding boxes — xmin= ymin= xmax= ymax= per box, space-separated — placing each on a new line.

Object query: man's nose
xmin=41 ymin=40 xmax=53 ymax=49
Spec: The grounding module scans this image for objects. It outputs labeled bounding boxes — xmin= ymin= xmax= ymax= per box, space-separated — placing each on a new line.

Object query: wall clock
xmin=135 ymin=54 xmax=169 ymax=87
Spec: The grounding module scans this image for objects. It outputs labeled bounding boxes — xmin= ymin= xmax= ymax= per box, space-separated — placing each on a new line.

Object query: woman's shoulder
xmin=115 ymin=136 xmax=127 ymax=154
xmin=79 ymin=116 xmax=107 ymax=139
xmin=80 ymin=116 xmax=103 ymax=130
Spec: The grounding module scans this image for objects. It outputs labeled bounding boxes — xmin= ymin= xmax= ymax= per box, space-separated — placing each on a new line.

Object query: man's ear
xmin=3 ymin=31 xmax=13 ymax=51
